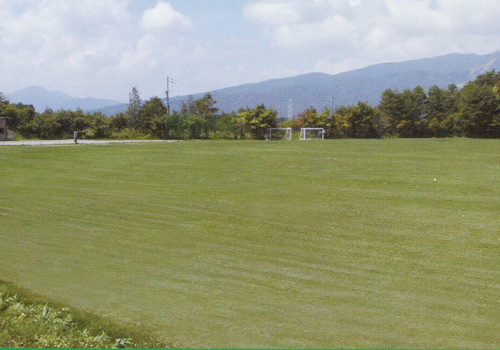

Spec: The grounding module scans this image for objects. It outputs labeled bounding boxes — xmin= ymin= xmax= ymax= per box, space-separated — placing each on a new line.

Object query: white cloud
xmin=118 ymin=34 xmax=159 ymax=71
xmin=1 ymin=1 xmax=132 ymax=70
xmin=3 ymin=0 xmax=500 ymax=103
xmin=244 ymin=2 xmax=302 ymax=25
xmin=0 ymin=0 xmax=199 ymax=99
xmin=244 ymin=0 xmax=500 ymax=74
xmin=141 ymin=1 xmax=193 ymax=31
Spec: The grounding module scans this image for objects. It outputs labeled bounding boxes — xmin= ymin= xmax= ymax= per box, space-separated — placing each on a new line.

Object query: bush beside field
xmin=0 ymin=281 xmax=164 ymax=348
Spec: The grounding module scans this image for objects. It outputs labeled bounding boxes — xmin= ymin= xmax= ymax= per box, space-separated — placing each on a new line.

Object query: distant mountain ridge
xmin=99 ymin=51 xmax=500 ymax=117
xmin=7 ymin=51 xmax=500 ymax=117
xmin=182 ymin=51 xmax=500 ymax=118
xmin=5 ymin=86 xmax=122 ymax=113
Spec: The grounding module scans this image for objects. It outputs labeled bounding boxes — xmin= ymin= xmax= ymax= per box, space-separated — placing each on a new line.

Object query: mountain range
xmin=5 ymin=86 xmax=122 ymax=113
xmin=6 ymin=51 xmax=500 ymax=118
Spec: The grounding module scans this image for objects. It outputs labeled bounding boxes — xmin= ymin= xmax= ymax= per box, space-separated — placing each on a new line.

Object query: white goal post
xmin=267 ymin=128 xmax=292 ymax=141
xmin=300 ymin=128 xmax=325 ymax=140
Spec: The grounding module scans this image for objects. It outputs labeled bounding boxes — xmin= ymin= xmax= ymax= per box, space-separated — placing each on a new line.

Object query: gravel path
xmin=0 ymin=139 xmax=179 ymax=146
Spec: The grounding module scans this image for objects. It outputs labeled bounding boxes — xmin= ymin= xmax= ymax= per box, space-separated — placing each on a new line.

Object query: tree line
xmin=1 ymin=71 xmax=500 ymax=140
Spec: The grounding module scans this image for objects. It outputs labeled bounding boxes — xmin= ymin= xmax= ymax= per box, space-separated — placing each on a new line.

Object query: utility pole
xmin=331 ymin=96 xmax=334 ymax=117
xmin=165 ymin=76 xmax=173 ymax=116
xmin=165 ymin=77 xmax=173 ymax=140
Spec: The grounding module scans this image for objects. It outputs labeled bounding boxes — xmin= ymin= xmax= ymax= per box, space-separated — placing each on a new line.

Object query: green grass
xmin=0 ymin=139 xmax=499 ymax=348
xmin=0 ymin=281 xmax=163 ymax=348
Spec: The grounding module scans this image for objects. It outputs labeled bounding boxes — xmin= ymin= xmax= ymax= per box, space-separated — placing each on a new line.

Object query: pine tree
xmin=127 ymin=86 xmax=142 ymax=127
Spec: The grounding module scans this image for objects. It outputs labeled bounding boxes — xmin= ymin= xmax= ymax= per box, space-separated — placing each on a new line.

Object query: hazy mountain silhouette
xmin=172 ymin=51 xmax=500 ymax=118
xmin=6 ymin=86 xmax=122 ymax=112
xmin=7 ymin=51 xmax=500 ymax=118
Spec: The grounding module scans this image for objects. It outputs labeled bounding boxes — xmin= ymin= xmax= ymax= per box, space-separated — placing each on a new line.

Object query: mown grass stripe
xmin=1 ymin=139 xmax=499 ymax=347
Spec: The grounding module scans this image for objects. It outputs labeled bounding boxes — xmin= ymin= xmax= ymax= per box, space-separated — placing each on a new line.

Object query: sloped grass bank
xmin=0 ymin=281 xmax=165 ymax=348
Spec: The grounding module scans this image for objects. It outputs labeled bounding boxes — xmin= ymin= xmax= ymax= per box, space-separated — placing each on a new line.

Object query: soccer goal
xmin=267 ymin=128 xmax=292 ymax=141
xmin=300 ymin=128 xmax=325 ymax=140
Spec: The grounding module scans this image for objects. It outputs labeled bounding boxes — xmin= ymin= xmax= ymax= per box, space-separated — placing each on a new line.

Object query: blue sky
xmin=2 ymin=0 xmax=500 ymax=102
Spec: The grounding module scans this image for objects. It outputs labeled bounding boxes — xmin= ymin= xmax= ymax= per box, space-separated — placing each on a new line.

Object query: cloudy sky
xmin=2 ymin=0 xmax=500 ymax=102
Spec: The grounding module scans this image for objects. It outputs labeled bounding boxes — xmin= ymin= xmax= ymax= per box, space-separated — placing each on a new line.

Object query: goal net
xmin=267 ymin=128 xmax=292 ymax=141
xmin=300 ymin=128 xmax=325 ymax=140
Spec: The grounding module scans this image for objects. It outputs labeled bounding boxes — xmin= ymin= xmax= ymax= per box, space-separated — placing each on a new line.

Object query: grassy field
xmin=0 ymin=139 xmax=499 ymax=348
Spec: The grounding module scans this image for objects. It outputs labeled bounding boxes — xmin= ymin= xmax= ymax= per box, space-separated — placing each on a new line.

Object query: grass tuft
xmin=0 ymin=281 xmax=166 ymax=348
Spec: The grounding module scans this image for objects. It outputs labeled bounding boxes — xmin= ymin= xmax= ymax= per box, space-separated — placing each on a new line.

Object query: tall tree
xmin=195 ymin=93 xmax=219 ymax=115
xmin=180 ymin=96 xmax=197 ymax=115
xmin=424 ymin=85 xmax=457 ymax=137
xmin=195 ymin=93 xmax=219 ymax=137
xmin=379 ymin=89 xmax=405 ymax=135
xmin=379 ymin=87 xmax=426 ymax=137
xmin=335 ymin=102 xmax=380 ymax=138
xmin=0 ymin=93 xmax=8 ymax=109
xmin=127 ymin=86 xmax=142 ymax=127
xmin=216 ymin=112 xmax=237 ymax=139
xmin=138 ymin=96 xmax=167 ymax=135
xmin=455 ymin=71 xmax=500 ymax=138
xmin=181 ymin=93 xmax=219 ymax=116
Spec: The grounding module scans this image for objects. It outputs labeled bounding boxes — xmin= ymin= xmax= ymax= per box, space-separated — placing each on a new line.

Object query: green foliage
xmin=164 ymin=113 xmax=204 ymax=140
xmin=294 ymin=106 xmax=332 ymax=135
xmin=290 ymin=103 xmax=378 ymax=139
xmin=0 ymin=92 xmax=9 ymax=107
xmin=164 ymin=94 xmax=235 ymax=140
xmin=334 ymin=102 xmax=380 ymax=138
xmin=297 ymin=107 xmax=325 ymax=128
xmin=110 ymin=129 xmax=152 ymax=140
xmin=214 ymin=112 xmax=237 ymax=139
xmin=110 ymin=113 xmax=130 ymax=132
xmin=179 ymin=93 xmax=221 ymax=138
xmin=3 ymin=71 xmax=500 ymax=140
xmin=455 ymin=71 xmax=500 ymax=137
xmin=424 ymin=85 xmax=458 ymax=137
xmin=1 ymin=103 xmax=36 ymax=131
xmin=126 ymin=86 xmax=142 ymax=125
xmin=277 ymin=118 xmax=295 ymax=129
xmin=0 ymin=288 xmax=133 ymax=348
xmin=379 ymin=86 xmax=426 ymax=137
xmin=137 ymin=96 xmax=167 ymax=137
xmin=183 ymin=114 xmax=208 ymax=139
xmin=164 ymin=112 xmax=184 ymax=139
xmin=180 ymin=93 xmax=219 ymax=116
xmin=85 ymin=114 xmax=113 ymax=139
xmin=236 ymin=103 xmax=277 ymax=139
xmin=180 ymin=95 xmax=197 ymax=115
